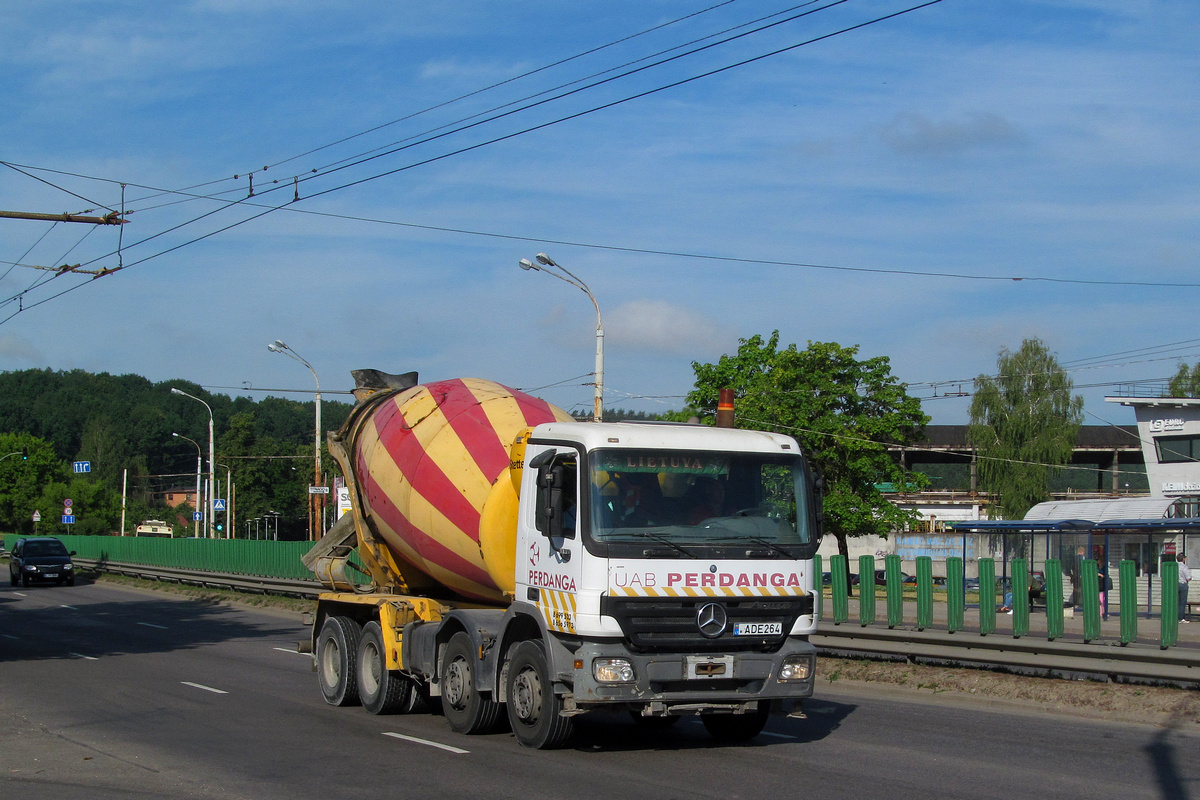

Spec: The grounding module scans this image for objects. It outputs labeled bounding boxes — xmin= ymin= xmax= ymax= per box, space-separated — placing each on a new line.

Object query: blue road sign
xmin=192 ymin=512 xmax=203 ymax=521
xmin=73 ymin=461 xmax=91 ymax=473
xmin=213 ymin=499 xmax=226 ymax=511
xmin=62 ymin=515 xmax=75 ymax=524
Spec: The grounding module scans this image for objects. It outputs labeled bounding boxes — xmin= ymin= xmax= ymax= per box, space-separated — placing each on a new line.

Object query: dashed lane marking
xmin=382 ymin=732 xmax=469 ymax=754
xmin=274 ymin=647 xmax=309 ymax=656
xmin=138 ymin=622 xmax=168 ymax=629
xmin=182 ymin=682 xmax=228 ymax=694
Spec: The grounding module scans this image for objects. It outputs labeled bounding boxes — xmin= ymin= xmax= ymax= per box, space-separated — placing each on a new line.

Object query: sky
xmin=2 ymin=0 xmax=1198 ymax=428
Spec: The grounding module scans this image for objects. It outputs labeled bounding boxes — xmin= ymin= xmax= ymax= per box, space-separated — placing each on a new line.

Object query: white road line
xmin=382 ymin=732 xmax=469 ymax=754
xmin=2 ymin=634 xmax=17 ymax=640
xmin=138 ymin=622 xmax=168 ymax=629
xmin=274 ymin=647 xmax=309 ymax=656
xmin=182 ymin=682 xmax=228 ymax=695
xmin=60 ymin=604 xmax=77 ymax=609
xmin=69 ymin=653 xmax=98 ymax=660
xmin=13 ymin=592 xmax=27 ymax=597
xmin=760 ymin=731 xmax=797 ymax=740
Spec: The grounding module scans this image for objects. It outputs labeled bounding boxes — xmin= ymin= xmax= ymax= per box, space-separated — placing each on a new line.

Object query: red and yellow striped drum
xmin=344 ymin=378 xmax=573 ymax=603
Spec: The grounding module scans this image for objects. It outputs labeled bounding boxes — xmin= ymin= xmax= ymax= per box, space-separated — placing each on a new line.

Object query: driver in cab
xmin=686 ymin=477 xmax=727 ymax=524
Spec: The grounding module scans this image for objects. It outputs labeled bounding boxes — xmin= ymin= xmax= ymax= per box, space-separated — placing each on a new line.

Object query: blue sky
xmin=2 ymin=0 xmax=1198 ymax=427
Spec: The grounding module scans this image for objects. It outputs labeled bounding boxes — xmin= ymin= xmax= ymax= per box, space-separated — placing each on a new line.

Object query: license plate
xmin=43 ymin=573 xmax=58 ymax=579
xmin=733 ymin=622 xmax=782 ymax=636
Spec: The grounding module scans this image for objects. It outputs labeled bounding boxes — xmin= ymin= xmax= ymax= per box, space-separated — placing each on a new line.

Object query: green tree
xmin=0 ymin=434 xmax=67 ymax=534
xmin=968 ymin=338 xmax=1083 ymax=520
xmin=1167 ymin=362 xmax=1200 ymax=397
xmin=687 ymin=332 xmax=930 ymax=565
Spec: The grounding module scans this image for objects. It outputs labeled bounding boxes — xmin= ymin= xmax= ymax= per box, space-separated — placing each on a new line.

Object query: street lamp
xmin=172 ymin=433 xmax=203 ymax=538
xmin=268 ymin=339 xmax=323 ymax=540
xmin=170 ymin=387 xmax=215 ymax=538
xmin=518 ymin=252 xmax=604 ymax=421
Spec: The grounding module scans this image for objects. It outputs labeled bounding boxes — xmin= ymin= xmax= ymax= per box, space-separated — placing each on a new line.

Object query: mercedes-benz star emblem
xmin=696 ymin=602 xmax=728 ymax=638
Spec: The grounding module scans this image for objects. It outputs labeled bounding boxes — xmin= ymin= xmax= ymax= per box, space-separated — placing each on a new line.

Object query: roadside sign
xmin=309 ymin=485 xmax=330 ymax=494
xmin=213 ymin=499 xmax=226 ymax=511
xmin=192 ymin=512 xmax=203 ymax=521
xmin=62 ymin=515 xmax=75 ymax=524
xmin=64 ymin=498 xmax=73 ymax=507
xmin=32 ymin=510 xmax=41 ymax=522
xmin=73 ymin=461 xmax=91 ymax=473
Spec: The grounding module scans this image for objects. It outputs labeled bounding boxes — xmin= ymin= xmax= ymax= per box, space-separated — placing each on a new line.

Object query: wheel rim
xmin=511 ymin=665 xmax=542 ymax=724
xmin=445 ymin=657 xmax=470 ymax=710
xmin=320 ymin=638 xmax=341 ymax=687
xmin=362 ymin=641 xmax=382 ymax=695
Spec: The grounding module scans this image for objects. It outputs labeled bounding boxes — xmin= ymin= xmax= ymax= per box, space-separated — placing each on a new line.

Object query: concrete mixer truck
xmin=304 ymin=372 xmax=822 ymax=749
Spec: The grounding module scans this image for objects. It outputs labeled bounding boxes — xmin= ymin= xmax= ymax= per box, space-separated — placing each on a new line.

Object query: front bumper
xmin=570 ymin=637 xmax=816 ymax=708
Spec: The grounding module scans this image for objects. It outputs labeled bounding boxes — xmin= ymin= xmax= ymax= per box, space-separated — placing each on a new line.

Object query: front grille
xmin=601 ymin=595 xmax=813 ymax=653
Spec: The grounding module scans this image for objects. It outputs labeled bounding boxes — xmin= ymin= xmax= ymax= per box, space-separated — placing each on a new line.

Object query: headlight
xmin=23 ymin=565 xmax=36 ymax=572
xmin=63 ymin=564 xmax=74 ymax=570
xmin=779 ymin=654 xmax=814 ymax=681
xmin=593 ymin=658 xmax=635 ymax=684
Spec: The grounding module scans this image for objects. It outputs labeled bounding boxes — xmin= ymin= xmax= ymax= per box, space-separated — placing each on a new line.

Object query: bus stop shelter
xmin=950 ymin=517 xmax=1199 ymax=617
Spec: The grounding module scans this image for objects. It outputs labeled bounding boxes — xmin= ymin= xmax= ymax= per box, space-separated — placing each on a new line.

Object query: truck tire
xmin=317 ymin=616 xmax=361 ymax=707
xmin=357 ymin=621 xmax=415 ymax=715
xmin=701 ymin=702 xmax=770 ymax=742
xmin=440 ymin=632 xmax=502 ymax=734
xmin=505 ymin=640 xmax=573 ymax=749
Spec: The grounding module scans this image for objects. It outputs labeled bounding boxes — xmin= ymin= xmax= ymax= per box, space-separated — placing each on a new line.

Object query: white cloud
xmin=879 ymin=112 xmax=1023 ymax=156
xmin=606 ymin=300 xmax=736 ymax=357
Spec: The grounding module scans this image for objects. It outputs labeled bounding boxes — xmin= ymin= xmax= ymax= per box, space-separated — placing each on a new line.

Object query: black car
xmin=9 ymin=537 xmax=76 ymax=587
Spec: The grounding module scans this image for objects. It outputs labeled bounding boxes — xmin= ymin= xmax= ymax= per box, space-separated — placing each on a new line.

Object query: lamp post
xmin=172 ymin=433 xmax=202 ymax=538
xmin=268 ymin=339 xmax=323 ymax=540
xmin=170 ymin=388 xmax=215 ymax=538
xmin=518 ymin=252 xmax=604 ymax=421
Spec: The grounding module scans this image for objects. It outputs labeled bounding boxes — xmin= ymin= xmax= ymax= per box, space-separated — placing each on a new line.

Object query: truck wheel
xmin=316 ymin=616 xmax=361 ymax=707
xmin=357 ymin=621 xmax=415 ymax=715
xmin=701 ymin=702 xmax=770 ymax=742
xmin=440 ymin=632 xmax=502 ymax=733
xmin=505 ymin=640 xmax=573 ymax=749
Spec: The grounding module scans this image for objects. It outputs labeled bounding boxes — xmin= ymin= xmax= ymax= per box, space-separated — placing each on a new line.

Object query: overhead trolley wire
xmin=1 ymin=0 xmax=940 ymax=305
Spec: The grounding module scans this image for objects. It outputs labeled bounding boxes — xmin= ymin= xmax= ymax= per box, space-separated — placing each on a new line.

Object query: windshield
xmin=25 ymin=540 xmax=67 ymax=557
xmin=586 ymin=448 xmax=816 ymax=555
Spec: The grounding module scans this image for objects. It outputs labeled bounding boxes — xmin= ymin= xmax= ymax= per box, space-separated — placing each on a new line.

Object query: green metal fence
xmin=3 ymin=533 xmax=333 ymax=581
xmin=819 ymin=554 xmax=1187 ymax=649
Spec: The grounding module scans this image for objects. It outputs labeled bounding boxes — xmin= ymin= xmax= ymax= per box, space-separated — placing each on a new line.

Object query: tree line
xmin=0 ymin=369 xmax=351 ymax=539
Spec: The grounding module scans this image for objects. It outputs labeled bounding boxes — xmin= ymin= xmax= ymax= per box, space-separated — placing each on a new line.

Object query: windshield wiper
xmin=729 ymin=536 xmax=794 ymax=558
xmin=638 ymin=532 xmax=698 ymax=558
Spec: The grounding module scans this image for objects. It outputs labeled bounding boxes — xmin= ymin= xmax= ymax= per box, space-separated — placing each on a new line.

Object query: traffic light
xmin=21 ymin=447 xmax=27 ymax=460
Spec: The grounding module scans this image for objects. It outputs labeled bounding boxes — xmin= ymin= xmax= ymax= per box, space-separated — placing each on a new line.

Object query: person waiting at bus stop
xmin=1172 ymin=555 xmax=1192 ymax=623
